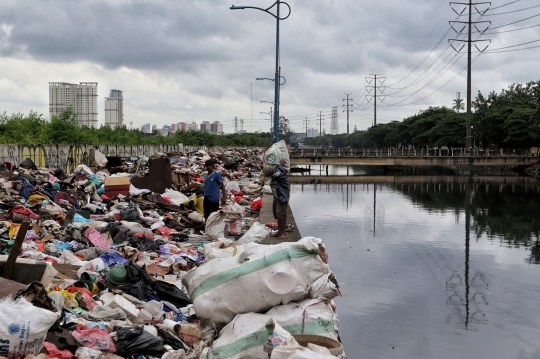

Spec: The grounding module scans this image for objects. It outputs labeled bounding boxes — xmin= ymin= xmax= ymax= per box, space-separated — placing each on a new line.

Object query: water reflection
xmin=290 ymin=171 xmax=540 ymax=358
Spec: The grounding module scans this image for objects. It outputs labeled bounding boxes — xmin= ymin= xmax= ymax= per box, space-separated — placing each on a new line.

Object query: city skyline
xmin=2 ymin=1 xmax=539 ymax=134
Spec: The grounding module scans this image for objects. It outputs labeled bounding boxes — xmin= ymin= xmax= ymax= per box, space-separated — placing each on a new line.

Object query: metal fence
xmin=291 ymin=148 xmax=536 ymax=158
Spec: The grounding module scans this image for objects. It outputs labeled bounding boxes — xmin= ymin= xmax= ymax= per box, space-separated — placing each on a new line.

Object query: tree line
xmin=0 ymin=108 xmax=273 ymax=147
xmin=304 ymin=80 xmax=540 ymax=149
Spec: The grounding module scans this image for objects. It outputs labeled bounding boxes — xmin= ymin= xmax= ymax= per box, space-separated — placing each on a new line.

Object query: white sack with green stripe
xmin=183 ymin=237 xmax=339 ymax=324
xmin=201 ymin=299 xmax=339 ymax=359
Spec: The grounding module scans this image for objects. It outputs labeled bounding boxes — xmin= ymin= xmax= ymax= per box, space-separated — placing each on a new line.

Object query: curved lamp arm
xmin=230 ymin=1 xmax=291 ymax=20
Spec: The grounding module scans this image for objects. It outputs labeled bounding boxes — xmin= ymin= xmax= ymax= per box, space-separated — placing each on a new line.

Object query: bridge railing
xmin=291 ymin=148 xmax=535 ymax=158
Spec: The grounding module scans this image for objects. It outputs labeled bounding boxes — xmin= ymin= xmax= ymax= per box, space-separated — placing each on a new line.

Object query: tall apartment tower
xmin=49 ymin=82 xmax=98 ymax=127
xmin=104 ymin=89 xmax=124 ymax=128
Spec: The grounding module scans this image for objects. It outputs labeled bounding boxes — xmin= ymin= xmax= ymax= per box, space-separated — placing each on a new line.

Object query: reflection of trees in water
xmin=392 ymin=181 xmax=540 ymax=263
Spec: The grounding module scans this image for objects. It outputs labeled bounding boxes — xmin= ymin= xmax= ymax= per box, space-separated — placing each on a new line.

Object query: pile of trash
xmin=0 ymin=141 xmax=344 ymax=359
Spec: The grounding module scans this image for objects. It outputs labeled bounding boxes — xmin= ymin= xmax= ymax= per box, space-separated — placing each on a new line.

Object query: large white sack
xmin=204 ymin=242 xmax=258 ymax=262
xmin=163 ymin=189 xmax=189 ymax=205
xmin=0 ymin=297 xmax=61 ymax=358
xmin=263 ymin=140 xmax=290 ymax=171
xmin=236 ymin=222 xmax=270 ymax=245
xmin=270 ymin=336 xmax=337 ymax=359
xmin=201 ymin=299 xmax=339 ymax=359
xmin=205 ymin=212 xmax=226 ymax=241
xmin=183 ymin=237 xmax=339 ymax=324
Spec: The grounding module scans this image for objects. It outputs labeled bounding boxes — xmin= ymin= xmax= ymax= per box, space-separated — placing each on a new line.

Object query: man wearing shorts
xmin=203 ymin=159 xmax=227 ymax=220
xmin=270 ymin=160 xmax=290 ymax=239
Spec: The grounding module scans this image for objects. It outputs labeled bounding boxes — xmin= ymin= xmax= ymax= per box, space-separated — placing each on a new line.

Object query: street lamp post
xmin=230 ymin=1 xmax=291 ymax=144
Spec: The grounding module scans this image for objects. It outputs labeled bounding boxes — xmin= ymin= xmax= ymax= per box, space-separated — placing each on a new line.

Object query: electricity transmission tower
xmin=342 ymin=94 xmax=353 ymax=135
xmin=234 ymin=117 xmax=238 ymax=133
xmin=365 ymin=74 xmax=386 ymax=126
xmin=330 ymin=106 xmax=339 ymax=134
xmin=448 ymin=0 xmax=491 ymax=149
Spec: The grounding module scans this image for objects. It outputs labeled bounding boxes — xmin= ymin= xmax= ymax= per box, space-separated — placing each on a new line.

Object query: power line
xmin=483 ymin=43 xmax=540 ymax=52
xmin=489 ymin=12 xmax=540 ymax=29
xmin=488 ymin=0 xmax=521 ymax=11
xmin=484 ymin=37 xmax=540 ymax=51
xmin=483 ymin=22 xmax=540 ymax=34
xmin=483 ymin=3 xmax=540 ymax=15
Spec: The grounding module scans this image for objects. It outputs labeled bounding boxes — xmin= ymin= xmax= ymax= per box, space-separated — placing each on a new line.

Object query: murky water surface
xmin=289 ymin=166 xmax=540 ymax=359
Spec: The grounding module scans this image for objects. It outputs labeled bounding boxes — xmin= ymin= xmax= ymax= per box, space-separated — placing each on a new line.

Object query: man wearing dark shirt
xmin=270 ymin=160 xmax=290 ymax=239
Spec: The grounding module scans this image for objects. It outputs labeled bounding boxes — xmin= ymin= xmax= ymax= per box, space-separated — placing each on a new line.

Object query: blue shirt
xmin=204 ymin=171 xmax=223 ymax=202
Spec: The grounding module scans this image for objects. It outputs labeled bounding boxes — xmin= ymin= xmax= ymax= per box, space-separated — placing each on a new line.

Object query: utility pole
xmin=304 ymin=117 xmax=309 ymax=138
xmin=365 ymin=74 xmax=386 ymax=126
xmin=318 ymin=111 xmax=324 ymax=137
xmin=342 ymin=94 xmax=353 ymax=135
xmin=449 ymin=1 xmax=491 ymax=149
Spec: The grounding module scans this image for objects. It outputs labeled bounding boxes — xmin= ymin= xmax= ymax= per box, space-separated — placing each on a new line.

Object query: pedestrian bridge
xmin=290 ymin=148 xmax=540 ymax=167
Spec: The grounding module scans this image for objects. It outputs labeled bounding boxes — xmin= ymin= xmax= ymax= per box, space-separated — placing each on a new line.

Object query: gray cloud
xmin=0 ymin=0 xmax=539 ymax=132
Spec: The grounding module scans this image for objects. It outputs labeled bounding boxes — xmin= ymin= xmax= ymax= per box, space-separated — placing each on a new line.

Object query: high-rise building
xmin=179 ymin=122 xmax=187 ymax=131
xmin=49 ymin=82 xmax=98 ymax=127
xmin=210 ymin=121 xmax=224 ymax=134
xmin=104 ymin=89 xmax=124 ymax=128
xmin=189 ymin=121 xmax=197 ymax=131
xmin=200 ymin=121 xmax=211 ymax=132
xmin=152 ymin=124 xmax=157 ymax=131
xmin=141 ymin=123 xmax=151 ymax=133
xmin=171 ymin=124 xmax=177 ymax=132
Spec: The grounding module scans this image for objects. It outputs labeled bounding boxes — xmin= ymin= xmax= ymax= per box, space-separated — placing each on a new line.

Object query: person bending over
xmin=270 ymin=160 xmax=290 ymax=239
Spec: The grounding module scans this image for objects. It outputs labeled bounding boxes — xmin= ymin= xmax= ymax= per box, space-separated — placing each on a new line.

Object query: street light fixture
xmin=260 ymin=110 xmax=273 ymax=134
xmin=231 ymin=1 xmax=291 ymax=144
xmin=260 ymin=100 xmax=274 ymax=105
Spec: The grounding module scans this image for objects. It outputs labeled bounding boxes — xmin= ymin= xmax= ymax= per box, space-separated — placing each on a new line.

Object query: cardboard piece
xmin=84 ymin=227 xmax=111 ymax=249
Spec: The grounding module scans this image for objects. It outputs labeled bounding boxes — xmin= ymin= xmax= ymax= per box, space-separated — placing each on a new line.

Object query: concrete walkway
xmin=259 ymin=193 xmax=301 ymax=244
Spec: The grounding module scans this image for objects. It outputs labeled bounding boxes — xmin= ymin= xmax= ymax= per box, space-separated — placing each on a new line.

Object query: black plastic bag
xmin=121 ymin=203 xmax=141 ymax=223
xmin=158 ymin=329 xmax=189 ymax=351
xmin=114 ymin=325 xmax=165 ymax=357
xmin=153 ymin=280 xmax=191 ymax=308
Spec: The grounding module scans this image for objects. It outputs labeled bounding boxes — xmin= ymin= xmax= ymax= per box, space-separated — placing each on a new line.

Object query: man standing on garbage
xmin=204 ymin=159 xmax=227 ymax=220
xmin=270 ymin=159 xmax=290 ymax=239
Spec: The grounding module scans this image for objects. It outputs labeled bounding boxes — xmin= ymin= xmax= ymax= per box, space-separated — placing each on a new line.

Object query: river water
xmin=288 ymin=166 xmax=540 ymax=359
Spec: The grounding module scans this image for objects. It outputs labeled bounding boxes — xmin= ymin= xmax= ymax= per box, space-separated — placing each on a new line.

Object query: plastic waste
xmin=42 ymin=342 xmax=75 ymax=359
xmin=114 ymin=325 xmax=166 ymax=357
xmin=71 ymin=324 xmax=116 ymax=352
xmin=74 ymin=347 xmax=105 ymax=359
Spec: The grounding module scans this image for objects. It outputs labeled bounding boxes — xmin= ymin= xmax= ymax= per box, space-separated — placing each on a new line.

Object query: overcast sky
xmin=1 ymin=0 xmax=539 ymax=134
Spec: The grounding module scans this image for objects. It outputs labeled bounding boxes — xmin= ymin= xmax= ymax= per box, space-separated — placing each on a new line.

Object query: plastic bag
xmin=224 ymin=218 xmax=240 ymax=236
xmin=237 ymin=222 xmax=270 ymax=245
xmin=225 ymin=181 xmax=241 ymax=193
xmin=114 ymin=325 xmax=165 ymax=357
xmin=163 ymin=189 xmax=189 ymax=205
xmin=71 ymin=324 xmax=116 ymax=352
xmin=42 ymin=342 xmax=75 ymax=359
xmin=0 ymin=297 xmax=61 ymax=358
xmin=74 ymin=347 xmax=104 ymax=359
xmin=250 ymin=198 xmax=263 ymax=212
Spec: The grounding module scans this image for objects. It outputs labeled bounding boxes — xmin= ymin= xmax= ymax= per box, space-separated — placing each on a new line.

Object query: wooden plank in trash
xmin=1 ymin=221 xmax=30 ymax=280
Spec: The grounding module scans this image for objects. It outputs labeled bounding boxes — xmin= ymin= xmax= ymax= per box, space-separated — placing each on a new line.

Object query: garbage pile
xmin=0 ymin=142 xmax=344 ymax=359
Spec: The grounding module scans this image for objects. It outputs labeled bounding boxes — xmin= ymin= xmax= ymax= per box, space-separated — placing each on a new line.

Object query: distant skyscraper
xmin=49 ymin=82 xmax=98 ymax=127
xmin=171 ymin=124 xmax=177 ymax=132
xmin=141 ymin=123 xmax=151 ymax=133
xmin=189 ymin=121 xmax=197 ymax=131
xmin=211 ymin=121 xmax=224 ymax=134
xmin=104 ymin=89 xmax=124 ymax=128
xmin=200 ymin=121 xmax=211 ymax=132
xmin=179 ymin=122 xmax=187 ymax=131
xmin=152 ymin=124 xmax=157 ymax=131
